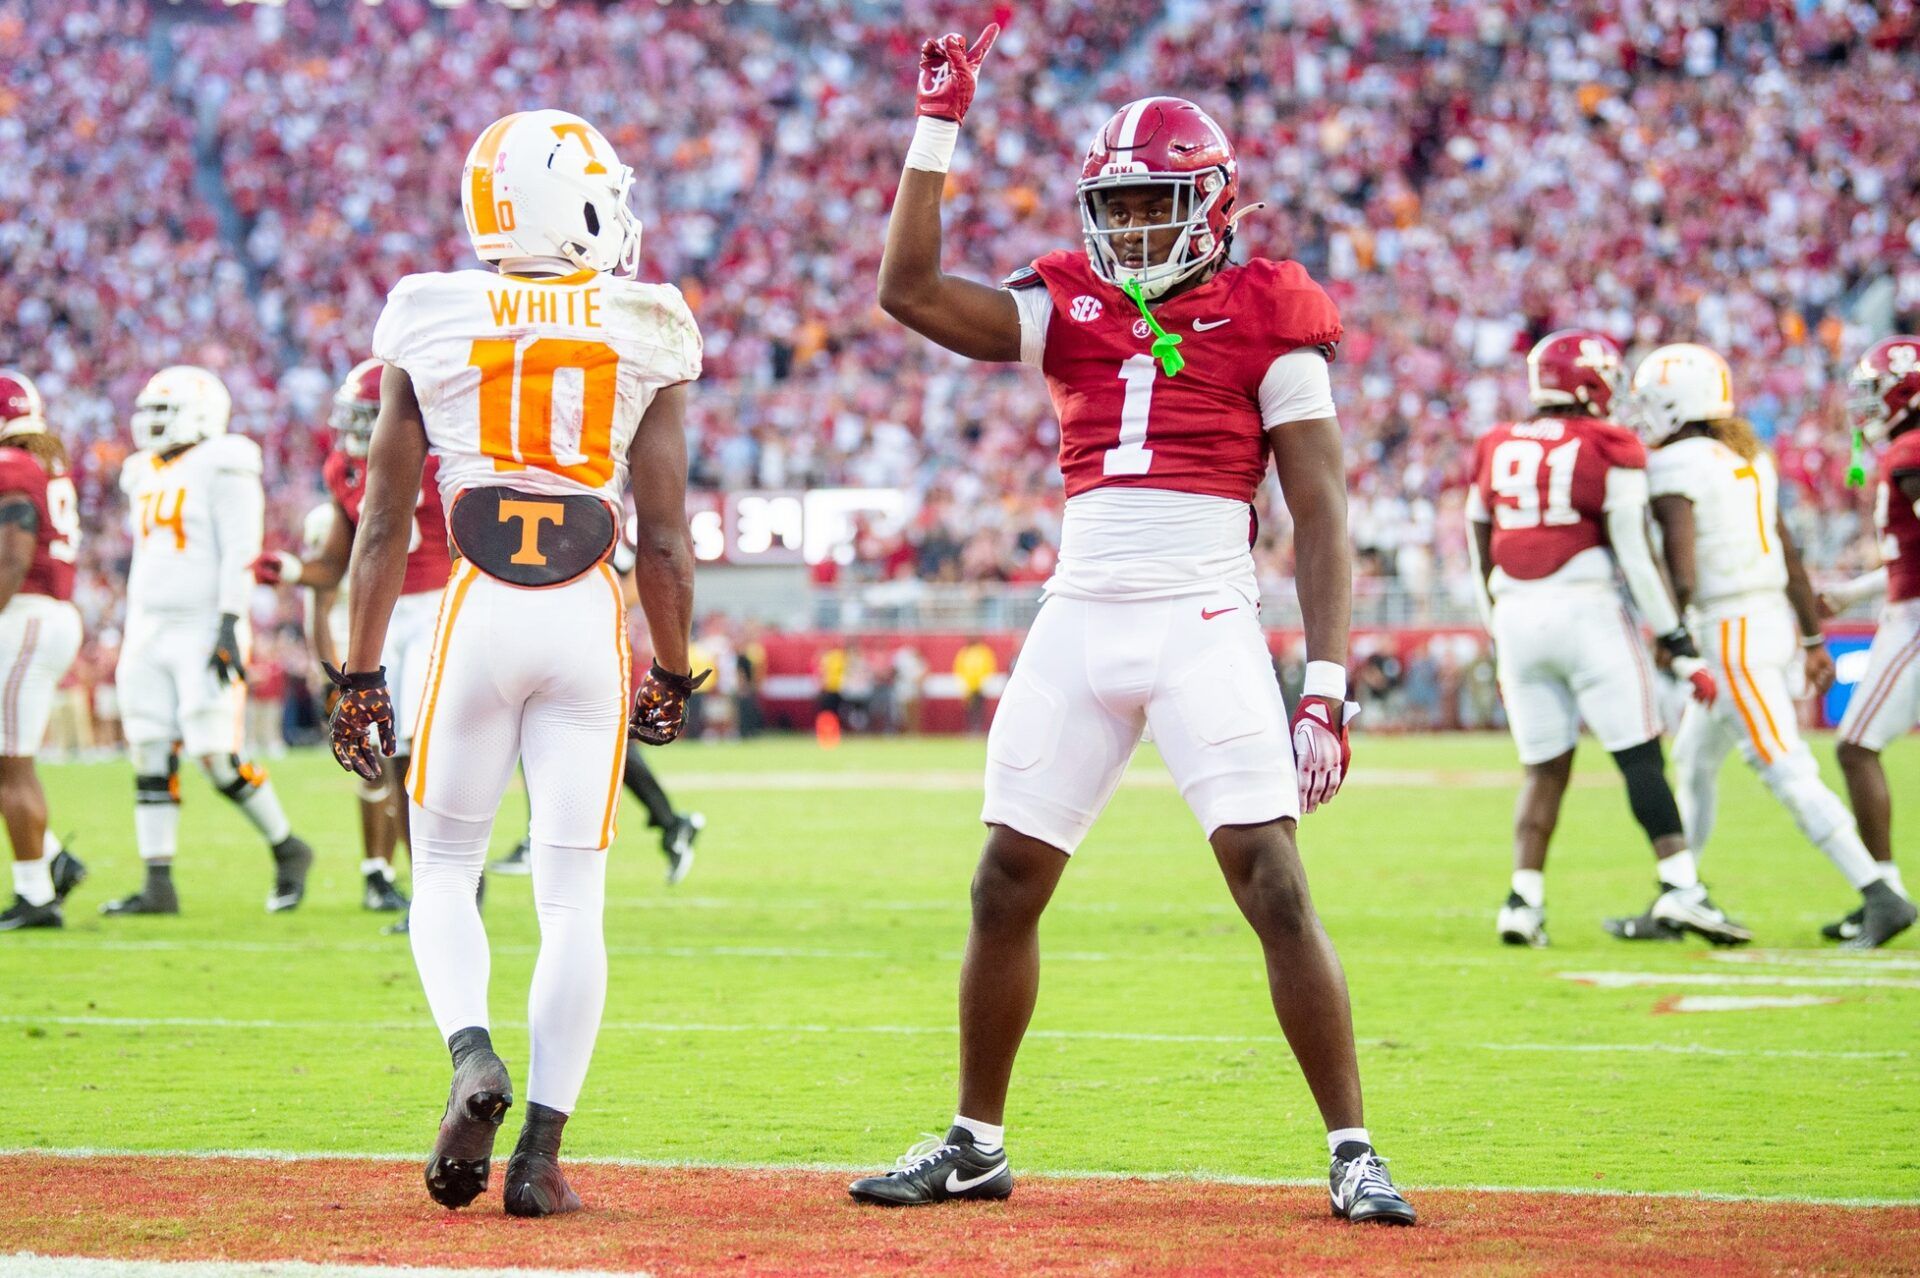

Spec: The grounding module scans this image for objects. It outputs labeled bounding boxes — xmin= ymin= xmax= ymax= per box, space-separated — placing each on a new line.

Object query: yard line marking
xmin=1560 ymin=970 xmax=1920 ymax=990
xmin=4 ymin=1015 xmax=1909 ymax=1062
xmin=0 ymin=1260 xmax=645 ymax=1278
xmin=1652 ymin=994 xmax=1844 ymax=1013
xmin=1 ymin=1148 xmax=1915 ymax=1208
xmin=651 ymin=767 xmax=1599 ymax=792
xmin=1708 ymin=951 xmax=1920 ymax=972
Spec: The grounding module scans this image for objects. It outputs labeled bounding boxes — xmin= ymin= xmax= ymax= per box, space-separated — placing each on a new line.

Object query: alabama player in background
xmin=104 ymin=366 xmax=314 ymax=917
xmin=0 ymin=372 xmax=87 ymax=931
xmin=331 ymin=110 xmax=703 ymax=1218
xmin=850 ymin=30 xmax=1414 ymax=1225
xmin=1631 ymin=343 xmax=1913 ymax=949
xmin=1815 ymin=336 xmax=1920 ymax=942
xmin=1466 ymin=331 xmax=1743 ymax=948
xmin=254 ymin=358 xmax=435 ymax=920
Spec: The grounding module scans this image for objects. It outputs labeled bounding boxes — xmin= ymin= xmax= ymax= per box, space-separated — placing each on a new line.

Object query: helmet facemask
xmin=1078 ymin=171 xmax=1229 ymax=301
xmin=331 ymin=396 xmax=378 ymax=459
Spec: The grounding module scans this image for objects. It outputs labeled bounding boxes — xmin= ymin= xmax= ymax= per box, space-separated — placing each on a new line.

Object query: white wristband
xmin=1302 ymin=660 xmax=1347 ymax=700
xmin=905 ymin=116 xmax=960 ymax=173
xmin=278 ymin=551 xmax=304 ymax=586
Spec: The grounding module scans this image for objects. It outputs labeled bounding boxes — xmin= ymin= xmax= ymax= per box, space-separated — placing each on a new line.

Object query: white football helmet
xmin=302 ymin=502 xmax=337 ymax=557
xmin=462 ymin=109 xmax=640 ymax=276
xmin=132 ymin=365 xmax=231 ymax=452
xmin=1627 ymin=342 xmax=1735 ymax=444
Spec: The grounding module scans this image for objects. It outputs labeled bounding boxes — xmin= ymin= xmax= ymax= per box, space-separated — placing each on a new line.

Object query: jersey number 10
xmin=469 ymin=338 xmax=621 ymax=488
xmin=1490 ymin=437 xmax=1582 ymax=530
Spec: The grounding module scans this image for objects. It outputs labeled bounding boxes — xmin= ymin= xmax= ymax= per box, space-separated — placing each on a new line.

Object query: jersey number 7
xmin=469 ymin=338 xmax=621 ymax=488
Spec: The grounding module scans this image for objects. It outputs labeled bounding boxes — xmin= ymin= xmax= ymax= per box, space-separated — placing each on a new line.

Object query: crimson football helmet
xmin=331 ymin=358 xmax=383 ymax=458
xmin=1077 ymin=96 xmax=1238 ymax=301
xmin=1526 ymin=330 xmax=1625 ymax=417
xmin=1847 ymin=335 xmax=1920 ymax=444
xmin=0 ymin=369 xmax=47 ymax=438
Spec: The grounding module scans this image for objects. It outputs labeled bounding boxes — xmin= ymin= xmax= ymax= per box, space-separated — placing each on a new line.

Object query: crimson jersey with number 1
xmin=1469 ymin=416 xmax=1646 ymax=581
xmin=324 ymin=449 xmax=452 ymax=595
xmin=1877 ymin=427 xmax=1920 ymax=603
xmin=1013 ymin=250 xmax=1341 ymax=501
xmin=0 ymin=447 xmax=75 ymax=601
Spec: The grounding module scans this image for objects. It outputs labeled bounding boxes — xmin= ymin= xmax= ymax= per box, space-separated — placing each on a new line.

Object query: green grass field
xmin=1 ymin=734 xmax=1914 ymax=1204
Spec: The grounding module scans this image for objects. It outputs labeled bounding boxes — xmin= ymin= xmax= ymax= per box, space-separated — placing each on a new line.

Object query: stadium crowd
xmin=4 ymin=0 xmax=1918 ymax=736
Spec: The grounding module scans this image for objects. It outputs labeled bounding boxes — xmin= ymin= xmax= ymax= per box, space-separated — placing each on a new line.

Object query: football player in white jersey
xmin=1631 ymin=344 xmax=1916 ymax=948
xmin=332 ymin=110 xmax=703 ymax=1218
xmin=104 ymin=366 xmax=314 ymax=917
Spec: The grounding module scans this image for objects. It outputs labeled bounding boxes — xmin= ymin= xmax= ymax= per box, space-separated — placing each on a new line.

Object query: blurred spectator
xmin=954 ymin=637 xmax=999 ymax=732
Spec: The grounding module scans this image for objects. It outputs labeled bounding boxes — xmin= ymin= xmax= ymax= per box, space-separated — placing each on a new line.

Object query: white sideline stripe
xmin=1658 ymin=995 xmax=1843 ymax=1013
xmin=1 ymin=1148 xmax=1915 ymax=1209
xmin=0 ymin=1260 xmax=645 ymax=1278
xmin=1709 ymin=951 xmax=1920 ymax=972
xmin=657 ymin=767 xmax=1585 ymax=792
xmin=3 ymin=1016 xmax=1908 ymax=1061
xmin=1562 ymin=970 xmax=1920 ymax=990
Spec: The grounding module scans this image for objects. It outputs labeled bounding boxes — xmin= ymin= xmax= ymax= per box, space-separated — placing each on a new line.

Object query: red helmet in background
xmin=330 ymin=358 xmax=383 ymax=457
xmin=1847 ymin=336 xmax=1920 ymax=444
xmin=1526 ymin=329 xmax=1625 ymax=418
xmin=1077 ymin=96 xmax=1238 ymax=301
xmin=0 ymin=369 xmax=47 ymax=439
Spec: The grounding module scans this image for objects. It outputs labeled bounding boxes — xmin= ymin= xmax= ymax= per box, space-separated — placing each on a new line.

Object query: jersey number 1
xmin=469 ymin=338 xmax=621 ymax=488
xmin=1490 ymin=437 xmax=1581 ymax=529
xmin=1103 ymin=355 xmax=1157 ymax=476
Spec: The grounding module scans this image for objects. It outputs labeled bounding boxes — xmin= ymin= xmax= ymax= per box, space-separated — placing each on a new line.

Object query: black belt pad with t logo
xmin=448 ymin=485 xmax=617 ymax=588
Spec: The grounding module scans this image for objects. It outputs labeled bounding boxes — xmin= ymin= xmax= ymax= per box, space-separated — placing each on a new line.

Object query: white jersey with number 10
xmin=370 ymin=268 xmax=703 ymax=511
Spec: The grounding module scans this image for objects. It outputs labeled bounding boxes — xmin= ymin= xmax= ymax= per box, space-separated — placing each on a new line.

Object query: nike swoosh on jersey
xmin=1192 ymin=317 xmax=1232 ymax=331
xmin=1201 ymin=607 xmax=1237 ymax=620
xmin=945 ymin=1163 xmax=1007 ymax=1192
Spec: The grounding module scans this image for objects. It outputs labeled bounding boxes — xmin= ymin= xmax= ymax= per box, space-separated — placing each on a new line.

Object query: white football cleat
xmin=1497 ymin=894 xmax=1548 ymax=948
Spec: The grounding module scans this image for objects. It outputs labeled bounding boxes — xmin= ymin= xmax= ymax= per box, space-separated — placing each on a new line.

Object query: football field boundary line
xmin=2 ymin=1146 xmax=1915 ymax=1209
xmin=0 ymin=1260 xmax=639 ymax=1278
xmin=0 ymin=1013 xmax=1907 ymax=1059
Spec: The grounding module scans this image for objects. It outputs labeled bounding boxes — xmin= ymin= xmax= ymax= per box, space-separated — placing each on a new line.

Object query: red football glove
xmin=250 ymin=550 xmax=302 ymax=586
xmin=916 ymin=23 xmax=998 ymax=123
xmin=1291 ymin=694 xmax=1359 ymax=815
xmin=1672 ymin=658 xmax=1718 ymax=706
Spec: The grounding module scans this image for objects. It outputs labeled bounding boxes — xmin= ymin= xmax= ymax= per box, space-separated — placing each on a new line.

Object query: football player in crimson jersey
xmin=1465 ymin=331 xmax=1747 ymax=949
xmin=253 ymin=359 xmax=444 ymax=923
xmin=850 ymin=28 xmax=1412 ymax=1226
xmin=1816 ymin=336 xmax=1920 ymax=941
xmin=1633 ymin=344 xmax=1912 ymax=950
xmin=0 ymin=372 xmax=87 ymax=931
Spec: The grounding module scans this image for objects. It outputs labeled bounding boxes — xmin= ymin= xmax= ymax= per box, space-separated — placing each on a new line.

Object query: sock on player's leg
xmin=1760 ymin=751 xmax=1882 ymax=891
xmin=525 ymin=842 xmax=608 ymax=1113
xmin=1327 ymin=1126 xmax=1372 ymax=1156
xmin=41 ymin=829 xmax=60 ymax=858
xmin=1884 ymin=865 xmax=1909 ymax=899
xmin=131 ymin=742 xmax=181 ymax=866
xmin=1656 ymin=850 xmax=1700 ymax=891
xmin=409 ymin=804 xmax=493 ymax=1038
xmin=12 ymin=856 xmax=53 ymax=907
xmin=203 ymin=755 xmax=293 ymax=846
xmin=1509 ymin=869 xmax=1544 ymax=909
xmin=622 ymin=746 xmax=677 ymax=831
xmin=952 ymin=1114 xmax=1004 ymax=1153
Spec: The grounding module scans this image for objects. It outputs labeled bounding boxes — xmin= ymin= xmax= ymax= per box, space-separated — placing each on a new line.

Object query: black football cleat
xmin=661 ymin=813 xmax=703 ymax=887
xmin=102 ymin=877 xmax=180 ymax=916
xmin=364 ymin=871 xmax=409 ymax=913
xmin=849 ymin=1128 xmax=1012 ymax=1206
xmin=1843 ymin=882 xmax=1917 ymax=951
xmin=0 ymin=895 xmax=62 ymax=931
xmin=383 ymin=908 xmax=411 ymax=936
xmin=490 ymin=837 xmax=532 ymax=877
xmin=1607 ymin=882 xmax=1749 ymax=946
xmin=1822 ymin=905 xmax=1865 ymax=943
xmin=424 ymin=1041 xmax=513 ymax=1209
xmin=267 ymin=836 xmax=313 ymax=914
xmin=50 ymin=848 xmax=86 ymax=902
xmin=1602 ymin=908 xmax=1682 ymax=941
xmin=1329 ymin=1144 xmax=1416 ymax=1225
xmin=503 ymin=1148 xmax=583 ymax=1218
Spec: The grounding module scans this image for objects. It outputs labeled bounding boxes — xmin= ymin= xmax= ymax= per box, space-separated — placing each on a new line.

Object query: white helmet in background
xmin=302 ymin=502 xmax=337 ymax=558
xmin=131 ymin=365 xmax=232 ymax=452
xmin=1628 ymin=342 xmax=1735 ymax=444
xmin=462 ymin=109 xmax=641 ymax=276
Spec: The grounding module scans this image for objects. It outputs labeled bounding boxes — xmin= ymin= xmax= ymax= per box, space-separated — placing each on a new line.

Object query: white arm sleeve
xmin=1829 ymin=567 xmax=1889 ymax=609
xmin=1009 ymin=286 xmax=1052 ymax=369
xmin=211 ymin=466 xmax=265 ymax=618
xmin=1258 ymin=349 xmax=1337 ymax=427
xmin=1606 ymin=469 xmax=1681 ymax=636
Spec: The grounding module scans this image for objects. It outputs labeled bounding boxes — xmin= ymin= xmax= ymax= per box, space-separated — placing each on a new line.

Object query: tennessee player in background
xmin=1815 ymin=336 xmax=1920 ymax=942
xmin=254 ymin=359 xmax=439 ymax=921
xmin=1631 ymin=343 xmax=1913 ymax=949
xmin=104 ymin=366 xmax=314 ymax=917
xmin=1465 ymin=331 xmax=1739 ymax=948
xmin=0 ymin=372 xmax=87 ymax=931
xmin=332 ymin=110 xmax=703 ymax=1219
xmin=848 ymin=30 xmax=1414 ymax=1225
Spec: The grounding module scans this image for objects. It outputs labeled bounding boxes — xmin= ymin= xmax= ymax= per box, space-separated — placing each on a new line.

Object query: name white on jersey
xmin=371 ymin=269 xmax=703 ymax=512
xmin=120 ymin=435 xmax=264 ymax=619
xmin=1647 ymin=436 xmax=1786 ymax=614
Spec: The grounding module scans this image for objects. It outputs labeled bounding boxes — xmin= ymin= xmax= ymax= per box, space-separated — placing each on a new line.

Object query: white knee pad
xmin=1760 ymin=749 xmax=1850 ymax=845
xmin=130 ymin=740 xmax=175 ymax=776
xmin=409 ymin=801 xmax=493 ymax=866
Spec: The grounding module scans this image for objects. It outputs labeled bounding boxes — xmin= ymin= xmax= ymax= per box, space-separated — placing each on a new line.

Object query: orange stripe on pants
xmin=595 ymin=564 xmax=632 ymax=849
xmin=408 ymin=563 xmax=479 ymax=807
xmin=1738 ymin=617 xmax=1789 ymax=759
xmin=1720 ymin=619 xmax=1773 ymax=765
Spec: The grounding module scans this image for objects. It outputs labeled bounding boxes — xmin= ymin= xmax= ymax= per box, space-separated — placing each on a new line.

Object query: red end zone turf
xmin=5 ymin=1154 xmax=1914 ymax=1277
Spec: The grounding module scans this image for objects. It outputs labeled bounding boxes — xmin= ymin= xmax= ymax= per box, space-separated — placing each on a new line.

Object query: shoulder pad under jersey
xmin=1001 ymin=265 xmax=1045 ymax=290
